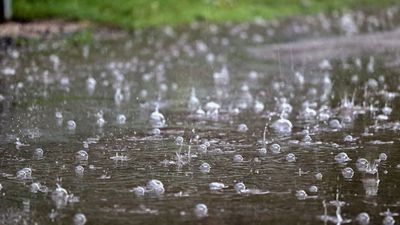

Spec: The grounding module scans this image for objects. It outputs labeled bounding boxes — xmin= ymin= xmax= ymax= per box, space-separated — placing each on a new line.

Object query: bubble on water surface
xmin=286 ymin=153 xmax=296 ymax=162
xmin=356 ymin=212 xmax=370 ymax=225
xmin=199 ymin=162 xmax=211 ymax=173
xmin=335 ymin=152 xmax=351 ymax=163
xmin=73 ymin=213 xmax=87 ymax=225
xmin=194 ymin=203 xmax=208 ymax=218
xmin=342 ymin=167 xmax=354 ymax=179
xmin=270 ymin=143 xmax=281 ymax=154
xmin=271 ymin=118 xmax=292 ymax=134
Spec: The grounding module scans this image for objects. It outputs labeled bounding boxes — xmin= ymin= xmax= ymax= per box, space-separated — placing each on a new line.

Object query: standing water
xmin=1 ymin=7 xmax=400 ymax=225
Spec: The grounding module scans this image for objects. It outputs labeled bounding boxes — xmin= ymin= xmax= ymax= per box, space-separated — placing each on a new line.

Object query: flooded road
xmin=1 ymin=7 xmax=400 ymax=225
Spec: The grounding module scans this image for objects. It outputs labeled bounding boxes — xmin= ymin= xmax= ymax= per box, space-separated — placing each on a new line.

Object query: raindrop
xmin=271 ymin=118 xmax=293 ymax=134
xmin=295 ymin=190 xmax=308 ymax=200
xmin=309 ymin=186 xmax=318 ymax=193
xmin=76 ymin=150 xmax=88 ymax=161
xmin=75 ymin=165 xmax=84 ymax=175
xmin=175 ymin=136 xmax=184 ymax=145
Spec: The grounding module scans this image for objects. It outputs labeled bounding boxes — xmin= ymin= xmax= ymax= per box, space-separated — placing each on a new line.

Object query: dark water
xmin=1 ymin=7 xmax=400 ymax=225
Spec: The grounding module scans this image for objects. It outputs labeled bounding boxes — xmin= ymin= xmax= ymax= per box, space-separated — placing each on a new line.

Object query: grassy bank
xmin=13 ymin=0 xmax=399 ymax=28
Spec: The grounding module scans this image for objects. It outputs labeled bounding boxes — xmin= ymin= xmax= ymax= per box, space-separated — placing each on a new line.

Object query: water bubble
xmin=76 ymin=150 xmax=88 ymax=161
xmin=271 ymin=118 xmax=293 ymax=134
xmin=258 ymin=148 xmax=267 ymax=156
xmin=295 ymin=190 xmax=308 ymax=200
xmin=198 ymin=144 xmax=207 ymax=154
xmin=379 ymin=153 xmax=388 ymax=161
xmin=356 ymin=212 xmax=370 ymax=225
xmin=286 ymin=153 xmax=296 ymax=162
xmin=67 ymin=120 xmax=77 ymax=131
xmin=133 ymin=186 xmax=145 ymax=196
xmin=270 ymin=143 xmax=281 ymax=154
xmin=75 ymin=165 xmax=84 ymax=175
xmin=34 ymin=148 xmax=44 ymax=158
xmin=17 ymin=168 xmax=32 ymax=180
xmin=175 ymin=136 xmax=184 ymax=145
xmin=194 ymin=203 xmax=208 ymax=218
xmin=329 ymin=119 xmax=342 ymax=129
xmin=315 ymin=173 xmax=323 ymax=181
xmin=149 ymin=107 xmax=166 ymax=128
xmin=383 ymin=216 xmax=395 ymax=225
xmin=344 ymin=135 xmax=354 ymax=142
xmin=234 ymin=182 xmax=246 ymax=193
xmin=199 ymin=162 xmax=211 ymax=173
xmin=237 ymin=124 xmax=249 ymax=133
xmin=209 ymin=182 xmax=227 ymax=191
xmin=356 ymin=158 xmax=369 ymax=172
xmin=116 ymin=114 xmax=126 ymax=125
xmin=73 ymin=213 xmax=87 ymax=225
xmin=342 ymin=167 xmax=354 ymax=179
xmin=147 ymin=179 xmax=164 ymax=194
xmin=308 ymin=185 xmax=318 ymax=193
xmin=335 ymin=152 xmax=351 ymax=163
xmin=233 ymin=154 xmax=244 ymax=162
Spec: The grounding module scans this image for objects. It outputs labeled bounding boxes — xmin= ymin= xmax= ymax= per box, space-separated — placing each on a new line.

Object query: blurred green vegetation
xmin=13 ymin=0 xmax=399 ymax=28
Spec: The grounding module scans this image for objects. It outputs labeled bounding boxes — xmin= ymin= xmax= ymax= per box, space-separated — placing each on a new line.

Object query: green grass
xmin=13 ymin=0 xmax=399 ymax=29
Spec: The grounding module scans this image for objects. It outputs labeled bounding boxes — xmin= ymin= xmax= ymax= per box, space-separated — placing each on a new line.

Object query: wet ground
xmin=1 ymin=6 xmax=400 ymax=225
